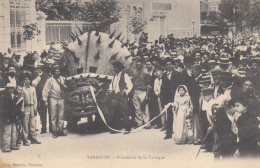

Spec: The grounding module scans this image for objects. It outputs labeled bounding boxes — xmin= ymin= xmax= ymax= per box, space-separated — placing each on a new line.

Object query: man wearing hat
xmin=215 ymin=54 xmax=232 ymax=72
xmin=42 ymin=64 xmax=67 ymax=138
xmin=1 ymin=64 xmax=17 ymax=88
xmin=2 ymin=83 xmax=20 ymax=152
xmin=107 ymin=61 xmax=133 ymax=134
xmin=22 ymin=74 xmax=41 ymax=145
xmin=199 ymin=87 xmax=215 ymax=151
xmin=0 ymin=55 xmax=10 ymax=76
xmin=32 ymin=63 xmax=50 ymax=134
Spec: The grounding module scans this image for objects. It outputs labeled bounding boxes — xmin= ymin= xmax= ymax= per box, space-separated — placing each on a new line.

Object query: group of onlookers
xmin=1 ymin=32 xmax=260 ymax=159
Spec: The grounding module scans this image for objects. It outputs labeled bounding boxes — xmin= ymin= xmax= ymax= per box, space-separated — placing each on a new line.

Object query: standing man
xmin=107 ymin=61 xmax=133 ymax=134
xmin=22 ymin=74 xmax=41 ymax=145
xmin=132 ymin=59 xmax=152 ymax=128
xmin=2 ymin=64 xmax=17 ymax=87
xmin=2 ymin=83 xmax=20 ymax=152
xmin=42 ymin=65 xmax=66 ymax=138
xmin=161 ymin=58 xmax=182 ymax=139
xmin=32 ymin=63 xmax=49 ymax=134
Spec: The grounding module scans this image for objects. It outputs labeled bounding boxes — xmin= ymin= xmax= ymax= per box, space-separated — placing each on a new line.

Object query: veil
xmin=174 ymin=85 xmax=191 ymax=101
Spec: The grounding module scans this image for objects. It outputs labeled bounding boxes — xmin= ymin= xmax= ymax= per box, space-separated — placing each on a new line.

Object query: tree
xmin=82 ymin=0 xmax=121 ymax=31
xmin=23 ymin=23 xmax=41 ymax=40
xmin=35 ymin=0 xmax=85 ymax=20
xmin=35 ymin=0 xmax=121 ymax=31
xmin=129 ymin=17 xmax=146 ymax=35
xmin=218 ymin=0 xmax=259 ymax=32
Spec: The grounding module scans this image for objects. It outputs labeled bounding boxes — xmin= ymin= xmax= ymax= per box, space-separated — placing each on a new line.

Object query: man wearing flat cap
xmin=107 ymin=60 xmax=133 ymax=134
xmin=42 ymin=64 xmax=67 ymax=138
xmin=32 ymin=63 xmax=50 ymax=134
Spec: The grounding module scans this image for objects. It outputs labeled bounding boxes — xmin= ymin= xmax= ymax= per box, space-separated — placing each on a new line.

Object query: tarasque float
xmin=59 ymin=27 xmax=136 ymax=130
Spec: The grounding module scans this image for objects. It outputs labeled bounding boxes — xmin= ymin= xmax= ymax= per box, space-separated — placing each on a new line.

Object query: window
xmin=9 ymin=0 xmax=26 ymax=52
xmin=152 ymin=2 xmax=172 ymax=11
xmin=212 ymin=6 xmax=217 ymax=12
xmin=89 ymin=66 xmax=97 ymax=73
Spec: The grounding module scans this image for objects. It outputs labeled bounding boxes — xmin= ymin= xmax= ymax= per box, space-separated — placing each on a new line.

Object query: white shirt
xmin=167 ymin=71 xmax=172 ymax=80
xmin=154 ymin=77 xmax=162 ymax=96
xmin=8 ymin=76 xmax=16 ymax=86
xmin=108 ymin=72 xmax=133 ymax=95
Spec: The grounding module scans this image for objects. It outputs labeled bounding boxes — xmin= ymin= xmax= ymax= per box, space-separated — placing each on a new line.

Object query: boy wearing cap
xmin=2 ymin=83 xmax=20 ymax=152
xmin=22 ymin=75 xmax=41 ymax=145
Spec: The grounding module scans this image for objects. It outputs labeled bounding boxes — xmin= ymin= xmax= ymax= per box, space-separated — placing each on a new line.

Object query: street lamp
xmin=192 ymin=20 xmax=195 ymax=37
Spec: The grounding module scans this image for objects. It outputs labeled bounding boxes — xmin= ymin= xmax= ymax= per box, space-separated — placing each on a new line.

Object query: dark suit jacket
xmin=181 ymin=71 xmax=201 ymax=112
xmin=161 ymin=70 xmax=182 ymax=105
xmin=1 ymin=75 xmax=16 ymax=87
xmin=236 ymin=112 xmax=260 ymax=156
xmin=2 ymin=91 xmax=18 ymax=124
xmin=214 ymin=107 xmax=237 ymax=154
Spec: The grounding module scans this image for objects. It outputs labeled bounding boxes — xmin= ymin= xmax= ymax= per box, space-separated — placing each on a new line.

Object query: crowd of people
xmin=0 ymin=32 xmax=260 ymax=159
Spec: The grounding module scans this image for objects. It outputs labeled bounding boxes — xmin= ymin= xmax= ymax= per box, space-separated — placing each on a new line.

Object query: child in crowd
xmin=171 ymin=85 xmax=193 ymax=144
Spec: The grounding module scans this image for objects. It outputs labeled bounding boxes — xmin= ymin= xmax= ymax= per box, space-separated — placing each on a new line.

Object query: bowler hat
xmin=201 ymin=87 xmax=214 ymax=96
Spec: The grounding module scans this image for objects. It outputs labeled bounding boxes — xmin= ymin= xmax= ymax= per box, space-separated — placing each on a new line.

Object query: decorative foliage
xmin=23 ymin=23 xmax=41 ymax=40
xmin=35 ymin=0 xmax=121 ymax=31
xmin=129 ymin=17 xmax=147 ymax=35
xmin=82 ymin=0 xmax=121 ymax=31
xmin=218 ymin=0 xmax=260 ymax=31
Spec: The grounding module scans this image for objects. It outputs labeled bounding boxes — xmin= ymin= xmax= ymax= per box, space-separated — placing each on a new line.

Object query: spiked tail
xmin=76 ymin=25 xmax=84 ymax=35
xmin=120 ymin=38 xmax=124 ymax=43
xmin=70 ymin=33 xmax=76 ymax=41
xmin=77 ymin=36 xmax=82 ymax=45
xmin=110 ymin=52 xmax=119 ymax=61
xmin=108 ymin=39 xmax=115 ymax=48
xmin=109 ymin=30 xmax=116 ymax=39
xmin=94 ymin=50 xmax=100 ymax=60
xmin=97 ymin=35 xmax=101 ymax=44
xmin=95 ymin=31 xmax=99 ymax=36
xmin=125 ymin=55 xmax=132 ymax=60
xmin=115 ymin=32 xmax=122 ymax=40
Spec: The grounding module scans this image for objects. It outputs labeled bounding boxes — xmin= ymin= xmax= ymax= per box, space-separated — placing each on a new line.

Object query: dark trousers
xmin=149 ymin=94 xmax=160 ymax=126
xmin=110 ymin=94 xmax=131 ymax=131
xmin=166 ymin=106 xmax=173 ymax=136
xmin=38 ymin=100 xmax=50 ymax=132
xmin=200 ymin=110 xmax=213 ymax=151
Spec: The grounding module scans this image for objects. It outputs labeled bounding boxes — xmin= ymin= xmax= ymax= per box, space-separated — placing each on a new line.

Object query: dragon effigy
xmin=59 ymin=27 xmax=136 ymax=129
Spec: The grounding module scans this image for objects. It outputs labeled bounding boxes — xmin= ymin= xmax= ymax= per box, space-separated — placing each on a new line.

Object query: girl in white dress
xmin=172 ymin=85 xmax=193 ymax=144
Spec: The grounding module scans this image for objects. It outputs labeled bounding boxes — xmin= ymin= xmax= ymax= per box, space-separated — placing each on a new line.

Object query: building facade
xmin=0 ymin=0 xmax=37 ymax=55
xmin=112 ymin=0 xmax=200 ymax=43
xmin=208 ymin=0 xmax=221 ymax=12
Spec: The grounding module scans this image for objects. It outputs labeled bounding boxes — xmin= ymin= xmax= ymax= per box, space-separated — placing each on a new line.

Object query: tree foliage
xmin=129 ymin=17 xmax=147 ymax=35
xmin=35 ymin=0 xmax=121 ymax=30
xmin=23 ymin=23 xmax=41 ymax=40
xmin=218 ymin=0 xmax=260 ymax=31
xmin=82 ymin=0 xmax=121 ymax=31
